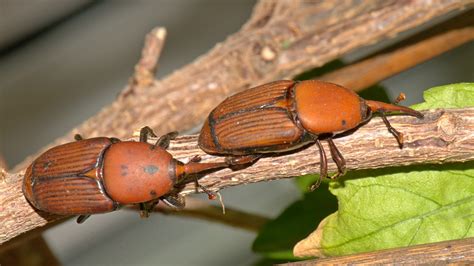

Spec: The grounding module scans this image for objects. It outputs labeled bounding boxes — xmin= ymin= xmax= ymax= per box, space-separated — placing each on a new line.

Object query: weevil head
xmin=365 ymin=100 xmax=424 ymax=118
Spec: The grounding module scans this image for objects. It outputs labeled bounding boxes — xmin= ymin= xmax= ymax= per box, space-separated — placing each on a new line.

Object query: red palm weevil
xmin=198 ymin=80 xmax=423 ymax=189
xmin=23 ymin=127 xmax=228 ymax=223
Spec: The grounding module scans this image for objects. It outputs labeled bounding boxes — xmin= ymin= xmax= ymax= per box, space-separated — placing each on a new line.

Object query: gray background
xmin=0 ymin=1 xmax=472 ymax=265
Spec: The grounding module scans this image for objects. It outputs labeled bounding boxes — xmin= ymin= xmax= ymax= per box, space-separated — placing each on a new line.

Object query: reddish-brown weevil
xmin=198 ymin=80 xmax=423 ymax=189
xmin=23 ymin=127 xmax=228 ymax=223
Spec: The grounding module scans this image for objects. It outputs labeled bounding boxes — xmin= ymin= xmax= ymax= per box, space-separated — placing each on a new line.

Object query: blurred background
xmin=0 ymin=1 xmax=472 ymax=265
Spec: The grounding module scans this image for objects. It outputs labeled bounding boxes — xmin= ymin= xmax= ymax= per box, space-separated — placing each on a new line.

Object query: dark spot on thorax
xmin=120 ymin=164 xmax=129 ymax=176
xmin=341 ymin=119 xmax=346 ymax=126
xmin=149 ymin=190 xmax=157 ymax=197
xmin=144 ymin=165 xmax=159 ymax=175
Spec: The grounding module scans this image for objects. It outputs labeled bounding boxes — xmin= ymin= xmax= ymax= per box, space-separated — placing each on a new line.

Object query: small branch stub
xmin=129 ymin=27 xmax=167 ymax=91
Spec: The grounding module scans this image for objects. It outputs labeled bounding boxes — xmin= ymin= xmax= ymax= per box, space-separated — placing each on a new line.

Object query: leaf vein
xmin=324 ymin=196 xmax=473 ymax=250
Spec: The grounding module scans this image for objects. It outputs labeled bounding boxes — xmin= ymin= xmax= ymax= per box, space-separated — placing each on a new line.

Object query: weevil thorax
xmin=293 ymin=80 xmax=367 ymax=135
xmin=103 ymin=141 xmax=176 ymax=204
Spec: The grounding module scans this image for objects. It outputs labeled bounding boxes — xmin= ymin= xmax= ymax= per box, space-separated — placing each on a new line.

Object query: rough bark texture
xmin=2 ymin=108 xmax=474 ymax=244
xmin=171 ymin=108 xmax=474 ymax=194
xmin=14 ymin=0 xmax=470 ymax=171
xmin=130 ymin=27 xmax=167 ymax=88
xmin=320 ymin=10 xmax=474 ymax=91
xmin=282 ymin=237 xmax=474 ymax=265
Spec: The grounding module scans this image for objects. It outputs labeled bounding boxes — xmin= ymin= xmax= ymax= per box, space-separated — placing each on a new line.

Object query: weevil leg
xmin=225 ymin=155 xmax=261 ymax=167
xmin=193 ymin=175 xmax=218 ymax=200
xmin=146 ymin=201 xmax=159 ymax=216
xmin=380 ymin=113 xmax=404 ymax=148
xmin=189 ymin=155 xmax=201 ymax=163
xmin=161 ymin=194 xmax=186 ymax=210
xmin=327 ymin=138 xmax=346 ymax=179
xmin=74 ymin=134 xmax=83 ymax=141
xmin=139 ymin=200 xmax=160 ymax=218
xmin=139 ymin=202 xmax=148 ymax=218
xmin=76 ymin=215 xmax=91 ymax=224
xmin=310 ymin=139 xmax=328 ymax=191
xmin=154 ymin=131 xmax=179 ymax=149
xmin=139 ymin=126 xmax=157 ymax=143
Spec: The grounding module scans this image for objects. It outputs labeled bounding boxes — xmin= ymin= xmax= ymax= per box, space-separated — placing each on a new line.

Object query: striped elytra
xmin=23 ymin=137 xmax=118 ymax=215
xmin=23 ymin=128 xmax=231 ymax=221
xmin=199 ymin=80 xmax=309 ymax=154
xmin=198 ymin=80 xmax=424 ymax=189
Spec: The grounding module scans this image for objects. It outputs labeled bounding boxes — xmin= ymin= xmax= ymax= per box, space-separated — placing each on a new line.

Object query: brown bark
xmin=0 ymin=156 xmax=60 ymax=265
xmin=281 ymin=237 xmax=474 ymax=265
xmin=2 ymin=108 xmax=473 ymax=244
xmin=319 ymin=9 xmax=474 ymax=91
xmin=13 ymin=0 xmax=470 ymax=171
xmin=129 ymin=27 xmax=167 ymax=89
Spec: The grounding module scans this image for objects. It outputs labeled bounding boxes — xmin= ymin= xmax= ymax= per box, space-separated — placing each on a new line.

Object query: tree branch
xmin=281 ymin=237 xmax=474 ymax=265
xmin=13 ymin=0 xmax=470 ymax=171
xmin=129 ymin=27 xmax=167 ymax=89
xmin=168 ymin=108 xmax=474 ymax=194
xmin=2 ymin=108 xmax=473 ymax=244
xmin=319 ymin=9 xmax=474 ymax=91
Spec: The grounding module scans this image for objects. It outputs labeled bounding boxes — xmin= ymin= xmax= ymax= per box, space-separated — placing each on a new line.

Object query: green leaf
xmin=318 ymin=164 xmax=474 ymax=256
xmin=252 ymin=183 xmax=338 ymax=260
xmin=411 ymin=83 xmax=474 ymax=109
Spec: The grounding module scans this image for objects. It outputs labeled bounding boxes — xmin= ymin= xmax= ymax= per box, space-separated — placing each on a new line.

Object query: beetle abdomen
xmin=211 ymin=80 xmax=295 ymax=118
xmin=25 ymin=175 xmax=117 ymax=215
xmin=23 ymin=137 xmax=117 ymax=215
xmin=213 ymin=108 xmax=303 ymax=152
xmin=32 ymin=137 xmax=112 ymax=177
xmin=199 ymin=80 xmax=305 ymax=154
